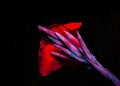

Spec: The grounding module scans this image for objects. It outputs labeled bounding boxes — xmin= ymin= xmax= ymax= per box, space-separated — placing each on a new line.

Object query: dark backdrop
xmin=25 ymin=9 xmax=120 ymax=86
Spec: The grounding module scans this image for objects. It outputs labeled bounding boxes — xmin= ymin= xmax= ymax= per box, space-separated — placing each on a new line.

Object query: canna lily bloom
xmin=38 ymin=22 xmax=83 ymax=76
xmin=38 ymin=22 xmax=120 ymax=86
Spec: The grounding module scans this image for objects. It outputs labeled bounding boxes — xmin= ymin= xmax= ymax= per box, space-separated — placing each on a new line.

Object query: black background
xmin=9 ymin=7 xmax=120 ymax=86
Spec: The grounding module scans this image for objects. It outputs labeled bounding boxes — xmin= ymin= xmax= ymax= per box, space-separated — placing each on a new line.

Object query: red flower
xmin=38 ymin=22 xmax=82 ymax=76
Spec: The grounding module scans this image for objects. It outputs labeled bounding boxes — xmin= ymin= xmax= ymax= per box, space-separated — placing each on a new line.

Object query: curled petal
xmin=53 ymin=44 xmax=87 ymax=63
xmin=51 ymin=51 xmax=70 ymax=60
xmin=38 ymin=25 xmax=58 ymax=39
xmin=48 ymin=36 xmax=63 ymax=46
xmin=55 ymin=32 xmax=82 ymax=57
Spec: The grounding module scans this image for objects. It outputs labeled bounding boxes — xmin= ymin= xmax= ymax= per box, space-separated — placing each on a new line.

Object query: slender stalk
xmin=86 ymin=57 xmax=120 ymax=86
